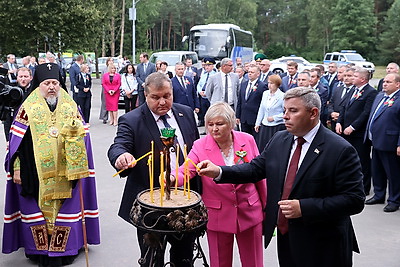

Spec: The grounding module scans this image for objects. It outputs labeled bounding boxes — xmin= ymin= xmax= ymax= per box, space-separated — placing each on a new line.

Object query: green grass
xmin=373 ymin=66 xmax=386 ymax=79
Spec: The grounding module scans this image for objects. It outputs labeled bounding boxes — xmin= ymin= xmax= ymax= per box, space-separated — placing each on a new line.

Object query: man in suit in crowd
xmin=172 ymin=62 xmax=199 ymax=113
xmin=236 ymin=65 xmax=268 ymax=137
xmin=323 ymin=62 xmax=339 ymax=99
xmin=1 ymin=67 xmax=33 ymax=141
xmin=235 ymin=66 xmax=246 ymax=84
xmin=310 ymin=68 xmax=329 ymax=126
xmin=184 ymin=58 xmax=198 ymax=83
xmin=280 ymin=61 xmax=299 ymax=92
xmin=197 ymin=58 xmax=216 ymax=127
xmin=259 ymin=59 xmax=273 ymax=83
xmin=336 ymin=67 xmax=378 ymax=195
xmin=69 ymin=54 xmax=84 ymax=102
xmin=3 ymin=54 xmax=19 ymax=85
xmin=136 ymin=52 xmax=156 ymax=105
xmin=328 ymin=66 xmax=353 ymax=131
xmin=365 ymin=73 xmax=400 ymax=212
xmin=377 ymin=62 xmax=399 ymax=92
xmin=198 ymin=87 xmax=365 ymax=267
xmin=206 ymin=58 xmax=240 ymax=111
xmin=108 ymin=72 xmax=200 ymax=267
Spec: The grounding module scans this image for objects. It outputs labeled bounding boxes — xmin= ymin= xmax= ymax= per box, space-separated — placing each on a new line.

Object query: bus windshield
xmin=189 ymin=29 xmax=229 ymax=60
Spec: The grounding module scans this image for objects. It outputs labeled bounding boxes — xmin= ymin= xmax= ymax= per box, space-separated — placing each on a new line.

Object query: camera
xmin=0 ymin=67 xmax=23 ymax=109
xmin=0 ymin=67 xmax=23 ymax=120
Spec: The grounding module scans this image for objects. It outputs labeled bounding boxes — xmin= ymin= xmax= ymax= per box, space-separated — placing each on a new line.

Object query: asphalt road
xmin=0 ymin=78 xmax=399 ymax=267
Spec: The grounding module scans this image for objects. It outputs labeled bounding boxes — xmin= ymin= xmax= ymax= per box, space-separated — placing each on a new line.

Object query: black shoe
xmin=102 ymin=120 xmax=107 ymax=124
xmin=383 ymin=204 xmax=399 ymax=212
xmin=365 ymin=197 xmax=385 ymax=205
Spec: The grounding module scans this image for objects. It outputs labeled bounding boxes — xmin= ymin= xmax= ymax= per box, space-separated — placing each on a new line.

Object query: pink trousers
xmin=207 ymin=222 xmax=263 ymax=267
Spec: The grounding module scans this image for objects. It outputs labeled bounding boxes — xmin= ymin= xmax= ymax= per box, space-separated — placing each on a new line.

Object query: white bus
xmin=183 ymin=23 xmax=253 ymax=63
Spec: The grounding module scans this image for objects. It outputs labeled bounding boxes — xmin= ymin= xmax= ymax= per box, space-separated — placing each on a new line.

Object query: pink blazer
xmin=102 ymin=72 xmax=121 ymax=93
xmin=178 ymin=131 xmax=267 ymax=233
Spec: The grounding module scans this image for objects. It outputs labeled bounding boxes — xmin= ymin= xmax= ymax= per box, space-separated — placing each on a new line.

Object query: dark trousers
xmin=137 ymin=229 xmax=196 ymax=267
xmin=198 ymin=97 xmax=210 ymax=126
xmin=371 ymin=148 xmax=400 ymax=206
xmin=240 ymin=122 xmax=258 ymax=139
xmin=344 ymin=135 xmax=371 ymax=194
xmin=124 ymin=95 xmax=138 ymax=113
xmin=138 ymin=90 xmax=146 ymax=106
xmin=99 ymin=88 xmax=108 ymax=121
xmin=277 ymin=231 xmax=297 ymax=267
xmin=77 ymin=96 xmax=91 ymax=123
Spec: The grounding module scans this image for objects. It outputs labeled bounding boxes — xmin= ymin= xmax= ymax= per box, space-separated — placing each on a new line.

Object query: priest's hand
xmin=115 ymin=152 xmax=136 ymax=170
xmin=197 ymin=160 xmax=220 ymax=178
xmin=13 ymin=170 xmax=21 ymax=185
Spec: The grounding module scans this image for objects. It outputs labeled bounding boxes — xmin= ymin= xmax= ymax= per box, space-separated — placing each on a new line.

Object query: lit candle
xmin=148 ymin=156 xmax=153 ymax=203
xmin=187 ymin=159 xmax=191 ymax=200
xmin=151 ymin=141 xmax=154 ymax=203
xmin=175 ymin=144 xmax=179 ymax=195
xmin=160 ymin=152 xmax=164 ymax=206
xmin=183 ymin=145 xmax=188 ymax=196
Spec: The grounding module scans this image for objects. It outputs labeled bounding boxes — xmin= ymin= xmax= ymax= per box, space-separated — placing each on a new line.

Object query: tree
xmin=206 ymin=0 xmax=257 ymax=33
xmin=379 ymin=0 xmax=400 ymax=63
xmin=331 ymin=0 xmax=377 ymax=57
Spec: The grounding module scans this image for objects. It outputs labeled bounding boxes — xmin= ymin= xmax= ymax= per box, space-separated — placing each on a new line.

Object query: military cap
xmin=203 ymin=58 xmax=216 ymax=65
xmin=254 ymin=53 xmax=267 ymax=62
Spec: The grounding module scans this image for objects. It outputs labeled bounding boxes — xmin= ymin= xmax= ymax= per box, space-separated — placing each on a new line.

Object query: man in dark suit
xmin=108 ymin=72 xmax=200 ymax=267
xmin=323 ymin=62 xmax=339 ymax=99
xmin=365 ymin=73 xmax=400 ymax=212
xmin=328 ymin=66 xmax=353 ymax=131
xmin=3 ymin=54 xmax=18 ymax=85
xmin=69 ymin=55 xmax=84 ymax=102
xmin=198 ymin=87 xmax=365 ymax=267
xmin=377 ymin=63 xmax=399 ymax=92
xmin=259 ymin=59 xmax=273 ymax=83
xmin=236 ymin=65 xmax=267 ymax=137
xmin=136 ymin=52 xmax=156 ymax=105
xmin=336 ymin=67 xmax=378 ymax=195
xmin=280 ymin=61 xmax=298 ymax=92
xmin=184 ymin=58 xmax=198 ymax=84
xmin=172 ymin=62 xmax=199 ymax=112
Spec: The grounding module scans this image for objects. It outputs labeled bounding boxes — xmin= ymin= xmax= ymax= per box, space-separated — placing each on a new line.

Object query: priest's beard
xmin=46 ymin=96 xmax=58 ymax=109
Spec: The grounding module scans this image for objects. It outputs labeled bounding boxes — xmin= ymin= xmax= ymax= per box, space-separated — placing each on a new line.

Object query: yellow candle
xmin=160 ymin=152 xmax=164 ymax=206
xmin=175 ymin=144 xmax=179 ymax=195
xmin=187 ymin=160 xmax=191 ymax=200
xmin=151 ymin=141 xmax=154 ymax=202
xmin=148 ymin=156 xmax=153 ymax=203
xmin=183 ymin=145 xmax=188 ymax=196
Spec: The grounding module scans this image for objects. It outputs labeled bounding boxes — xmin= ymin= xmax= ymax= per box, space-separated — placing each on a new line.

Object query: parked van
xmin=149 ymin=51 xmax=200 ymax=75
xmin=323 ymin=50 xmax=375 ymax=76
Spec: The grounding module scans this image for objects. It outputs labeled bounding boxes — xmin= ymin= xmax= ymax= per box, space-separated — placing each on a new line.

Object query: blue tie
xmin=202 ymin=73 xmax=209 ymax=91
xmin=159 ymin=115 xmax=171 ymax=128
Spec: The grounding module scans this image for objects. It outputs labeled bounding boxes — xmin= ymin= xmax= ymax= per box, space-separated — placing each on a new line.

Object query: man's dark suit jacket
xmin=216 ymin=125 xmax=365 ymax=266
xmin=136 ymin=62 xmax=156 ymax=92
xmin=327 ymin=84 xmax=352 ymax=129
xmin=69 ymin=62 xmax=80 ymax=93
xmin=337 ymin=84 xmax=378 ymax=137
xmin=171 ymin=76 xmax=199 ymax=111
xmin=280 ymin=73 xmax=298 ymax=92
xmin=365 ymin=90 xmax=400 ymax=151
xmin=108 ymin=103 xmax=200 ymax=223
xmin=236 ymin=79 xmax=267 ymax=125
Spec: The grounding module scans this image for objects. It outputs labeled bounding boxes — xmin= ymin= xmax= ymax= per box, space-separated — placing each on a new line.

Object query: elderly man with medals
xmin=2 ymin=63 xmax=100 ymax=266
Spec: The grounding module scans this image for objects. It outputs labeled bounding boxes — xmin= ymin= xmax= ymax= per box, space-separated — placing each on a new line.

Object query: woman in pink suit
xmin=176 ymin=102 xmax=266 ymax=267
xmin=102 ymin=63 xmax=121 ymax=126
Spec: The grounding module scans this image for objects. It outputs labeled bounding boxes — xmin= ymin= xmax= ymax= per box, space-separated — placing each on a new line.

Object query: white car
xmin=323 ymin=50 xmax=375 ymax=75
xmin=149 ymin=51 xmax=200 ymax=76
xmin=270 ymin=56 xmax=321 ymax=74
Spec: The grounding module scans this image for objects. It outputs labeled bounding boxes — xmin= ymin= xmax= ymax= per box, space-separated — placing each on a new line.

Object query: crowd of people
xmin=1 ymin=50 xmax=399 ymax=267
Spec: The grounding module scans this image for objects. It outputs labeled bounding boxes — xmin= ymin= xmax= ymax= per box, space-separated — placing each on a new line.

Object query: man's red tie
xmin=278 ymin=136 xmax=305 ymax=235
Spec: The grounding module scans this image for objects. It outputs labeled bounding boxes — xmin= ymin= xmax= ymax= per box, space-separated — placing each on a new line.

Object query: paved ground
xmin=0 ymin=78 xmax=399 ymax=267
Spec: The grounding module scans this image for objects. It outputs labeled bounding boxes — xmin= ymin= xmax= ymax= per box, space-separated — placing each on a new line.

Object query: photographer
xmin=1 ymin=67 xmax=32 ymax=141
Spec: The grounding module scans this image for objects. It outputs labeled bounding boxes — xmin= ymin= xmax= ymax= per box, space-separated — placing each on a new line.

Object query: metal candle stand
xmin=129 ymin=131 xmax=209 ymax=266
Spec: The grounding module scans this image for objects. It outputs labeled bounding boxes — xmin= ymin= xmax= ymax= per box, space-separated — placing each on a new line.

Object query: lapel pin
xmin=178 ymin=113 xmax=184 ymax=117
xmin=314 ymin=148 xmax=320 ymax=154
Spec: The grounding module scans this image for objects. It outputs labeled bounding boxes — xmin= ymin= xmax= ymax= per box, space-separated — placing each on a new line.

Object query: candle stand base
xmin=130 ymin=188 xmax=209 ymax=266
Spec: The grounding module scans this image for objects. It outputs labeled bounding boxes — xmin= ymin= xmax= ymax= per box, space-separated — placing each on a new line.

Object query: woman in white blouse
xmin=121 ymin=64 xmax=138 ymax=113
xmin=255 ymin=74 xmax=286 ymax=151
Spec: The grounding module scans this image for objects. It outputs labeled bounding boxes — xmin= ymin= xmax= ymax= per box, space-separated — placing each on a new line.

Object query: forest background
xmin=1 ymin=0 xmax=400 ymax=65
